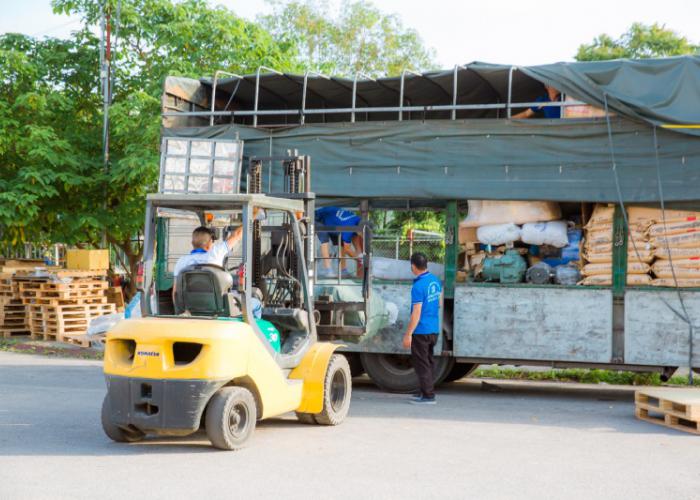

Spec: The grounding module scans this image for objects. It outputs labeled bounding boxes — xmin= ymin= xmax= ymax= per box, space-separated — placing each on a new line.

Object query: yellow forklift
xmin=101 ymin=152 xmax=354 ymax=450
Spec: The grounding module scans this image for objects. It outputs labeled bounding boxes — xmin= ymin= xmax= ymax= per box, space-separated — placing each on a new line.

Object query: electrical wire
xmin=603 ymin=94 xmax=695 ymax=384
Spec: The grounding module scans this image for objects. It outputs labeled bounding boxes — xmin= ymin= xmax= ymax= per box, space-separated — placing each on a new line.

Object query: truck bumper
xmin=105 ymin=375 xmax=226 ymax=435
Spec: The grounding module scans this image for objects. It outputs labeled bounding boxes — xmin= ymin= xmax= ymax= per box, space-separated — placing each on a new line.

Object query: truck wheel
xmin=360 ymin=353 xmax=453 ymax=393
xmin=346 ymin=353 xmax=365 ymax=377
xmin=314 ymin=354 xmax=352 ymax=425
xmin=443 ymin=363 xmax=478 ymax=383
xmin=205 ymin=387 xmax=256 ymax=450
xmin=101 ymin=395 xmax=144 ymax=443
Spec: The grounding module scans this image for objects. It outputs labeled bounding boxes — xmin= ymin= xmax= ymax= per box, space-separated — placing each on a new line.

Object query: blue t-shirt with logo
xmin=411 ymin=271 xmax=442 ymax=334
xmin=315 ymin=207 xmax=361 ymax=244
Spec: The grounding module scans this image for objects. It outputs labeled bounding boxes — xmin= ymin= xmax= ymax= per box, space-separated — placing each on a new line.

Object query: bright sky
xmin=3 ymin=0 xmax=698 ymax=67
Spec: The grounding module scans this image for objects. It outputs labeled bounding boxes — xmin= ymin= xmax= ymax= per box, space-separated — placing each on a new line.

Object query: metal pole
xmin=452 ymin=65 xmax=460 ymax=120
xmin=301 ymin=71 xmax=329 ymax=126
xmin=352 ymin=74 xmax=358 ymax=123
xmin=210 ymin=71 xmax=242 ymax=126
xmin=253 ymin=66 xmax=282 ymax=127
xmin=507 ymin=66 xmax=515 ymax=119
xmin=99 ymin=3 xmax=110 ymax=248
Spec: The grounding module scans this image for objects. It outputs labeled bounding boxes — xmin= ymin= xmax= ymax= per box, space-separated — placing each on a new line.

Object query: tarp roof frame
xmin=200 ymin=57 xmax=700 ymax=134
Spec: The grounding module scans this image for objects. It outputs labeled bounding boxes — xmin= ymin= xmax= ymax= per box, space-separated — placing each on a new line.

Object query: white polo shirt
xmin=173 ymin=240 xmax=230 ymax=278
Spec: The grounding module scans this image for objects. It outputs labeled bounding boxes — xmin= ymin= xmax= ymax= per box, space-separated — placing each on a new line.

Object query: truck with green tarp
xmin=150 ymin=56 xmax=700 ymax=392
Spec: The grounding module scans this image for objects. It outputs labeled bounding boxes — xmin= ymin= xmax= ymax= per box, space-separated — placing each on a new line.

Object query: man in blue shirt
xmin=315 ymin=206 xmax=364 ymax=278
xmin=403 ymin=252 xmax=442 ymax=405
xmin=512 ymin=84 xmax=561 ymax=119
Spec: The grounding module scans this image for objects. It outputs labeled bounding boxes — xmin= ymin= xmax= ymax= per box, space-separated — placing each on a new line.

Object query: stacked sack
xmin=644 ymin=209 xmax=700 ymax=287
xmin=580 ymin=204 xmax=654 ymax=286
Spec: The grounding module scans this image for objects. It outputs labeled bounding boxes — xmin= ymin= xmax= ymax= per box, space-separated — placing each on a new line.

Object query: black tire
xmin=443 ymin=363 xmax=478 ymax=383
xmin=205 ymin=387 xmax=256 ymax=450
xmin=314 ymin=354 xmax=352 ymax=425
xmin=101 ymin=395 xmax=144 ymax=443
xmin=360 ymin=353 xmax=453 ymax=393
xmin=346 ymin=353 xmax=365 ymax=378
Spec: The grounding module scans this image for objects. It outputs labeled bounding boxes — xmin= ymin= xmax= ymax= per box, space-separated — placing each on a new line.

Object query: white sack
xmin=521 ymin=221 xmax=569 ymax=248
xmin=477 ymin=223 xmax=522 ymax=246
xmin=371 ymin=256 xmax=444 ymax=281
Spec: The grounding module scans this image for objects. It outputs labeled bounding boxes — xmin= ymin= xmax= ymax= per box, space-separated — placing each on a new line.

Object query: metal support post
xmin=253 ymin=66 xmax=283 ymax=127
xmin=451 ymin=65 xmax=461 ymax=120
xmin=399 ymin=69 xmax=421 ymax=121
xmin=210 ymin=70 xmax=242 ymax=126
xmin=506 ymin=66 xmax=515 ymax=119
xmin=301 ymin=71 xmax=329 ymax=125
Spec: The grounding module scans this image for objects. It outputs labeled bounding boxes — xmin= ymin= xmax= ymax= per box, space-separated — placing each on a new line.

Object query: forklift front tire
xmin=314 ymin=354 xmax=352 ymax=425
xmin=101 ymin=395 xmax=145 ymax=443
xmin=205 ymin=386 xmax=257 ymax=450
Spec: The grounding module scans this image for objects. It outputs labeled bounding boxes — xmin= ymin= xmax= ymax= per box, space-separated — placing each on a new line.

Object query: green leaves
xmin=576 ymin=22 xmax=699 ymax=61
xmin=259 ymin=0 xmax=436 ymax=77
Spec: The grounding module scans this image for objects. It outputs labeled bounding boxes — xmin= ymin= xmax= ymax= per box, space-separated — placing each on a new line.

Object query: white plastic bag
xmin=87 ymin=313 xmax=124 ymax=336
xmin=371 ymin=256 xmax=444 ymax=281
xmin=521 ymin=221 xmax=569 ymax=248
xmin=477 ymin=223 xmax=522 ymax=246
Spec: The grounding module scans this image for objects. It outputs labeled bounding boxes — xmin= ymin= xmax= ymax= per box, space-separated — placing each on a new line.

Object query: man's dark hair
xmin=410 ymin=252 xmax=428 ymax=271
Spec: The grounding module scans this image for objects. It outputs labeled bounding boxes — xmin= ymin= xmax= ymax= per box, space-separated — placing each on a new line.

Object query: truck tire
xmin=346 ymin=353 xmax=365 ymax=377
xmin=360 ymin=353 xmax=453 ymax=393
xmin=101 ymin=395 xmax=144 ymax=443
xmin=205 ymin=387 xmax=256 ymax=450
xmin=314 ymin=354 xmax=352 ymax=425
xmin=443 ymin=363 xmax=478 ymax=383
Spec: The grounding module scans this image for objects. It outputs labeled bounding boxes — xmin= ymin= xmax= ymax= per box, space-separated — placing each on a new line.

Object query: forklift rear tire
xmin=443 ymin=363 xmax=478 ymax=383
xmin=360 ymin=353 xmax=453 ymax=393
xmin=205 ymin=387 xmax=257 ymax=450
xmin=101 ymin=395 xmax=144 ymax=443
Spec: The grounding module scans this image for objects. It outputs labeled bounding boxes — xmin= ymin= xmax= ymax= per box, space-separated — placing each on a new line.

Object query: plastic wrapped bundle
xmin=555 ymin=264 xmax=581 ymax=285
xmin=521 ymin=221 xmax=569 ymax=248
xmin=477 ymin=223 xmax=521 ymax=246
xmin=461 ymin=200 xmax=561 ymax=227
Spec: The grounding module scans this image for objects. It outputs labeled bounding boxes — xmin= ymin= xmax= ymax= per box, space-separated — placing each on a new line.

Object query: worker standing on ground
xmin=314 ymin=206 xmax=364 ymax=278
xmin=403 ymin=252 xmax=442 ymax=405
xmin=512 ymin=84 xmax=561 ymax=119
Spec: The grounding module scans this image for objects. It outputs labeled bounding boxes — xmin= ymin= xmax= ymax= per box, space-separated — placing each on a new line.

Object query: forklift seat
xmin=174 ymin=264 xmax=236 ymax=316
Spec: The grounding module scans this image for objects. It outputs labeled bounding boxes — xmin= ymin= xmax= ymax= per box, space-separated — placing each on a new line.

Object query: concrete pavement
xmin=0 ymin=351 xmax=698 ymax=499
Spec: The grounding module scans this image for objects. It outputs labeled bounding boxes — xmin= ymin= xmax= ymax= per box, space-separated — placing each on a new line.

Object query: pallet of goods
xmin=635 ymin=388 xmax=700 ymax=435
xmin=17 ymin=271 xmax=116 ymax=343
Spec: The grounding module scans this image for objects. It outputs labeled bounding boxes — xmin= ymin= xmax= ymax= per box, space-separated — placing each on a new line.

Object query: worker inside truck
xmin=171 ymin=223 xmax=263 ymax=317
xmin=512 ymin=84 xmax=561 ymax=119
xmin=314 ymin=206 xmax=364 ymax=278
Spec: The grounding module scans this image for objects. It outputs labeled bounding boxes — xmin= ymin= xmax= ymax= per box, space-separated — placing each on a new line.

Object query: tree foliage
xmin=576 ymin=22 xmax=699 ymax=61
xmin=259 ymin=0 xmax=436 ymax=77
xmin=0 ymin=0 xmax=297 ymax=294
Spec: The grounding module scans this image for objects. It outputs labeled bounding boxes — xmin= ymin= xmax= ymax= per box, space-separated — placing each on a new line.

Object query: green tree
xmin=259 ymin=0 xmax=436 ymax=77
xmin=576 ymin=22 xmax=699 ymax=61
xmin=0 ymin=0 xmax=297 ymax=296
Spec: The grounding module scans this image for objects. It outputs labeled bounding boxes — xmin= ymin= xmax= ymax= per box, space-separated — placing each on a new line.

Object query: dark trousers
xmin=411 ymin=333 xmax=438 ymax=398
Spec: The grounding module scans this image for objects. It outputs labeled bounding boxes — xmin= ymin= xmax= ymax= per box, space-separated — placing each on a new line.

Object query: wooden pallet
xmin=60 ymin=333 xmax=106 ymax=348
xmin=635 ymin=388 xmax=700 ymax=435
xmin=0 ymin=327 xmax=31 ymax=338
xmin=23 ymin=296 xmax=108 ymax=306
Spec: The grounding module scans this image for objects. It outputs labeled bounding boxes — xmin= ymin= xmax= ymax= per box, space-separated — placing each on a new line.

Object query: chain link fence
xmin=372 ymin=233 xmax=445 ymax=263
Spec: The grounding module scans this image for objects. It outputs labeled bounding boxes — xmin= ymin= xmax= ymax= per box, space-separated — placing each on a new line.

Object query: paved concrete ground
xmin=0 ymin=351 xmax=698 ymax=500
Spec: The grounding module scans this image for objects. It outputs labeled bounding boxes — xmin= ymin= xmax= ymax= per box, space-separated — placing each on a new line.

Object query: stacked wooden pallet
xmin=0 ymin=273 xmax=30 ymax=338
xmin=18 ymin=273 xmax=116 ymax=343
xmin=635 ymin=388 xmax=700 ymax=435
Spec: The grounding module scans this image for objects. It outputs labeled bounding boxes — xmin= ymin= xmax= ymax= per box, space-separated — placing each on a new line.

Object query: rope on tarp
xmin=603 ymin=93 xmax=696 ymax=384
xmin=652 ymin=125 xmax=695 ymax=384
